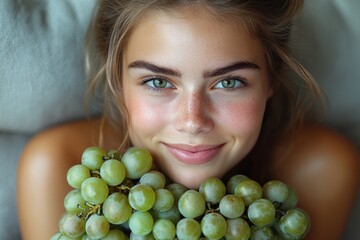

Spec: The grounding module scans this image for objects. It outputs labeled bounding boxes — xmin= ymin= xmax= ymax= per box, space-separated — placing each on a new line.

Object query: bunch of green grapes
xmin=51 ymin=146 xmax=310 ymax=240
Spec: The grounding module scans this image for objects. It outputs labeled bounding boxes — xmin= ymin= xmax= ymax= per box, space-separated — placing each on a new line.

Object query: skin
xmin=17 ymin=7 xmax=359 ymax=240
xmin=123 ymin=9 xmax=272 ymax=189
xmin=270 ymin=125 xmax=360 ymax=240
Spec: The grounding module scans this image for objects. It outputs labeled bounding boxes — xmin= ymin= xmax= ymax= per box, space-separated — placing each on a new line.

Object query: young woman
xmin=17 ymin=0 xmax=359 ymax=239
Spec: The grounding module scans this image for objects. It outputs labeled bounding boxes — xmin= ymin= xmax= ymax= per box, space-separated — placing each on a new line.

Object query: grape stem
xmin=273 ymin=201 xmax=286 ymax=219
xmin=275 ymin=209 xmax=286 ymax=219
xmin=117 ymin=185 xmax=131 ymax=192
xmin=76 ymin=202 xmax=101 ymax=220
xmin=91 ymin=170 xmax=101 ymax=178
xmin=205 ymin=202 xmax=219 ymax=214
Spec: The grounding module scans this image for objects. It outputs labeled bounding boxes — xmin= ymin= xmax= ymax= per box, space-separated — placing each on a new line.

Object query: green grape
xmin=129 ymin=211 xmax=154 ymax=236
xmin=50 ymin=232 xmax=61 ymax=240
xmin=85 ymin=214 xmax=110 ymax=239
xmin=152 ymin=188 xmax=174 ymax=212
xmin=100 ymin=159 xmax=126 ymax=186
xmin=64 ymin=189 xmax=89 ymax=215
xmin=262 ymin=180 xmax=289 ymax=203
xmin=280 ymin=186 xmax=298 ymax=211
xmin=277 ymin=208 xmax=310 ymax=239
xmin=247 ymin=198 xmax=276 ymax=227
xmin=59 ymin=234 xmax=83 ymax=240
xmin=101 ymin=229 xmax=127 ymax=240
xmin=59 ymin=213 xmax=85 ymax=238
xmin=272 ymin=222 xmax=300 ymax=240
xmin=121 ymin=147 xmax=153 ymax=179
xmin=250 ymin=225 xmax=274 ymax=240
xmin=81 ymin=177 xmax=109 ymax=205
xmin=103 ymin=192 xmax=132 ymax=224
xmin=81 ymin=146 xmax=106 ymax=170
xmin=219 ymin=194 xmax=245 ymax=219
xmin=55 ymin=146 xmax=312 ymax=240
xmin=165 ymin=183 xmax=188 ymax=204
xmin=176 ymin=218 xmax=201 ymax=240
xmin=66 ymin=164 xmax=90 ymax=189
xmin=81 ymin=234 xmax=91 ymax=240
xmin=150 ymin=204 xmax=182 ymax=225
xmin=139 ymin=171 xmax=166 ymax=190
xmin=128 ymin=184 xmax=155 ymax=212
xmin=199 ymin=176 xmax=226 ymax=204
xmin=234 ymin=179 xmax=263 ymax=206
xmin=225 ymin=218 xmax=251 ymax=240
xmin=130 ymin=232 xmax=155 ymax=239
xmin=201 ymin=212 xmax=227 ymax=240
xmin=152 ymin=219 xmax=176 ymax=240
xmin=178 ymin=190 xmax=206 ymax=219
xmin=226 ymin=174 xmax=249 ymax=194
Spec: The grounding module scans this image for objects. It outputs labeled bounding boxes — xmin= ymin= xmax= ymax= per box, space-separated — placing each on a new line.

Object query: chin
xmin=179 ymin=178 xmax=202 ymax=190
xmin=173 ymin=177 xmax=202 ymax=190
xmin=167 ymin=168 xmax=223 ymax=190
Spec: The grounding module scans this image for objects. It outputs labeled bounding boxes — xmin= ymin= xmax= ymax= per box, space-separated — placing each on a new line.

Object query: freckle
xmin=197 ymin=94 xmax=214 ymax=113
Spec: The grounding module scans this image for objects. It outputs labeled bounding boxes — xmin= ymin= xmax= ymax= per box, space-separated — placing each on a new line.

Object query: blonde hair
xmin=85 ymin=0 xmax=324 ymax=155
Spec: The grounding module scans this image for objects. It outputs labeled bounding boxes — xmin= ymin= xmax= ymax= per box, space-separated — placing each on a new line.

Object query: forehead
xmin=131 ymin=6 xmax=252 ymax=38
xmin=123 ymin=7 xmax=266 ymax=68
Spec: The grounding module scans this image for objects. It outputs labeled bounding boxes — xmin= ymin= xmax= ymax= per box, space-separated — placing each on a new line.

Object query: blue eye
xmin=214 ymin=78 xmax=244 ymax=89
xmin=144 ymin=78 xmax=174 ymax=89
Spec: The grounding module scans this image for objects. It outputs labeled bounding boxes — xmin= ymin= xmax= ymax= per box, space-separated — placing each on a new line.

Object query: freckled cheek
xmin=219 ymin=100 xmax=266 ymax=135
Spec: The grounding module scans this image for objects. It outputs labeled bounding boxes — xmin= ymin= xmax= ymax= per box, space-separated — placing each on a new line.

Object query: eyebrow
xmin=203 ymin=61 xmax=261 ymax=78
xmin=128 ymin=60 xmax=261 ymax=78
xmin=128 ymin=60 xmax=181 ymax=77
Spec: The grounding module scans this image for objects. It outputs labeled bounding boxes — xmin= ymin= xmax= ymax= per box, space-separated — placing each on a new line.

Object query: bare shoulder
xmin=17 ymin=118 xmax=120 ymax=239
xmin=17 ymin=118 xmax=104 ymax=200
xmin=22 ymin=119 xmax=101 ymax=161
xmin=271 ymin=124 xmax=360 ymax=183
xmin=19 ymin=119 xmax=124 ymax=175
xmin=270 ymin=124 xmax=360 ymax=239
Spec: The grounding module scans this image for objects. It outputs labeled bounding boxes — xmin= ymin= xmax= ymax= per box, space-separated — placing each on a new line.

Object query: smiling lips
xmin=164 ymin=143 xmax=224 ymax=165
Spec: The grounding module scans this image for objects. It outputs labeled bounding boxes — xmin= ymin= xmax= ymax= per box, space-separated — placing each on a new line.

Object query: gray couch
xmin=0 ymin=0 xmax=359 ymax=239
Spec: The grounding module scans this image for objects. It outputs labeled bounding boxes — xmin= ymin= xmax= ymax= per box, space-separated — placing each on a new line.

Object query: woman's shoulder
xmin=270 ymin=124 xmax=360 ymax=239
xmin=18 ymin=119 xmax=102 ymax=169
xmin=21 ymin=117 xmax=123 ymax=158
xmin=27 ymin=119 xmax=100 ymax=153
xmin=270 ymin=124 xmax=360 ymax=201
xmin=271 ymin=124 xmax=360 ymax=183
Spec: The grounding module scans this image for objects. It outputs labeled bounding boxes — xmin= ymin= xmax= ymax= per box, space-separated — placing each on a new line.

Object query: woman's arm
xmin=270 ymin=124 xmax=360 ymax=240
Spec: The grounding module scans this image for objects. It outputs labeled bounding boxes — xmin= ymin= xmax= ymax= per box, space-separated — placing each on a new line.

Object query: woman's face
xmin=122 ymin=8 xmax=272 ymax=189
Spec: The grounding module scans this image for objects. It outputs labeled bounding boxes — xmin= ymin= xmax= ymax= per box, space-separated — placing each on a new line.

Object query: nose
xmin=174 ymin=91 xmax=214 ymax=135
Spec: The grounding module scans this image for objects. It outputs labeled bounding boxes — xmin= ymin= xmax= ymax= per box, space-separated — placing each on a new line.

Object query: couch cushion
xmin=343 ymin=190 xmax=360 ymax=240
xmin=0 ymin=0 xmax=98 ymax=134
xmin=0 ymin=133 xmax=29 ymax=239
xmin=290 ymin=0 xmax=360 ymax=149
xmin=291 ymin=1 xmax=360 ymax=239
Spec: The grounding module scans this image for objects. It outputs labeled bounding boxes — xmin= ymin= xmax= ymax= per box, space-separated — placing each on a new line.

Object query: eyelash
xmin=139 ymin=75 xmax=247 ymax=92
xmin=213 ymin=76 xmax=247 ymax=92
xmin=140 ymin=76 xmax=174 ymax=92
